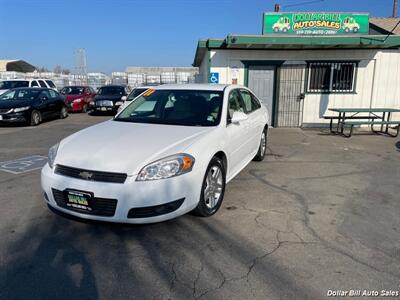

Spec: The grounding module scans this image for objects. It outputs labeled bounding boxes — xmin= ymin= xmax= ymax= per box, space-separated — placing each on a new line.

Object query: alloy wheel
xmin=204 ymin=166 xmax=223 ymax=209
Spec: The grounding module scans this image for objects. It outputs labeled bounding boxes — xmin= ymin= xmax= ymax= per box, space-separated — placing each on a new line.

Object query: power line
xmin=283 ymin=0 xmax=325 ymax=9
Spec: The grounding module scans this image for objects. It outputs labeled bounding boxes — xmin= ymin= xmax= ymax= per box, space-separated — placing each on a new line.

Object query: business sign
xmin=263 ymin=12 xmax=369 ymax=35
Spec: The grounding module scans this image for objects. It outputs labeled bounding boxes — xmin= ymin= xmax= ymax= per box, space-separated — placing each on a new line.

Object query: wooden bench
xmin=343 ymin=120 xmax=400 ymax=137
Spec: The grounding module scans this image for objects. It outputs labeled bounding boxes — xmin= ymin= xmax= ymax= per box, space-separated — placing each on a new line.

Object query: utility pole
xmin=394 ymin=0 xmax=398 ymax=18
xmin=274 ymin=3 xmax=281 ymax=12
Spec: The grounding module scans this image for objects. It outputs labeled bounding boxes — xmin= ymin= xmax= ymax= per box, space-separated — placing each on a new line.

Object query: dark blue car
xmin=0 ymin=88 xmax=68 ymax=126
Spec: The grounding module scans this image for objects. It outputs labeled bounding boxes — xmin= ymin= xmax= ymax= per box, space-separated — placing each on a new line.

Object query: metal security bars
xmin=307 ymin=62 xmax=357 ymax=93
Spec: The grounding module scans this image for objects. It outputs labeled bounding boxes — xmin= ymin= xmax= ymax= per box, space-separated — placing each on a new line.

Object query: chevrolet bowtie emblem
xmin=79 ymin=171 xmax=93 ymax=180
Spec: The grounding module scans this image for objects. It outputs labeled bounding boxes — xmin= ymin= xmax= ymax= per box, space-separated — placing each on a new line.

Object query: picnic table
xmin=324 ymin=108 xmax=400 ymax=137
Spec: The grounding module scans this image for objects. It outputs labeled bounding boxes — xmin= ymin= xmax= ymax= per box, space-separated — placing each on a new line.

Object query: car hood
xmin=64 ymin=95 xmax=83 ymax=101
xmin=0 ymin=100 xmax=32 ymax=109
xmin=56 ymin=120 xmax=213 ymax=175
xmin=95 ymin=95 xmax=123 ymax=101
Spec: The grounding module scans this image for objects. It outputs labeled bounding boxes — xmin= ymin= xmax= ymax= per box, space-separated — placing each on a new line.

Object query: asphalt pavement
xmin=0 ymin=114 xmax=399 ymax=299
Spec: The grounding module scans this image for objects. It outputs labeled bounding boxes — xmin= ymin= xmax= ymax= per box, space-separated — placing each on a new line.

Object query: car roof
xmin=100 ymin=85 xmax=126 ymax=88
xmin=11 ymin=87 xmax=47 ymax=90
xmin=151 ymin=84 xmax=231 ymax=91
xmin=0 ymin=78 xmax=53 ymax=81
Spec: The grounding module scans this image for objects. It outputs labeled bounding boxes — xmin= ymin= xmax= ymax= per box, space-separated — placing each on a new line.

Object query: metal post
xmin=394 ymin=0 xmax=398 ymax=18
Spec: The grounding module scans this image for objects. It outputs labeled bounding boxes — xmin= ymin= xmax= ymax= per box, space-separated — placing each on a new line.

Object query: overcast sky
xmin=0 ymin=0 xmax=395 ymax=73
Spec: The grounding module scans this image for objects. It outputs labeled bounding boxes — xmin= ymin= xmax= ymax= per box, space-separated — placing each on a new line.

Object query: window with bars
xmin=307 ymin=62 xmax=357 ymax=93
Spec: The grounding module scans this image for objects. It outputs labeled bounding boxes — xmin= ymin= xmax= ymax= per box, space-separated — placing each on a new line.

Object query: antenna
xmin=74 ymin=48 xmax=87 ymax=75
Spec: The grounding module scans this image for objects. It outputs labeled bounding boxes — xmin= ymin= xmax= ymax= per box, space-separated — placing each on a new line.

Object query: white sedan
xmin=41 ymin=84 xmax=269 ymax=223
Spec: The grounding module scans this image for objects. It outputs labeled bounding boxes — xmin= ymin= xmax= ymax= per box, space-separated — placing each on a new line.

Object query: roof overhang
xmin=0 ymin=60 xmax=36 ymax=72
xmin=193 ymin=34 xmax=400 ymax=66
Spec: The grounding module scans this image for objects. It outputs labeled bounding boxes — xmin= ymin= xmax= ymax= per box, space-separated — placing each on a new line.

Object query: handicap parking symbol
xmin=0 ymin=155 xmax=48 ymax=174
xmin=210 ymin=72 xmax=219 ymax=84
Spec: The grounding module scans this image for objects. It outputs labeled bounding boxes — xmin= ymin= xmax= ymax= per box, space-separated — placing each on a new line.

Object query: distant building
xmin=124 ymin=67 xmax=198 ymax=87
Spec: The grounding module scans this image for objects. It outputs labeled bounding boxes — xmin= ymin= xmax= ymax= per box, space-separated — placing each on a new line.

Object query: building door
xmin=276 ymin=63 xmax=305 ymax=127
xmin=248 ymin=65 xmax=276 ymax=125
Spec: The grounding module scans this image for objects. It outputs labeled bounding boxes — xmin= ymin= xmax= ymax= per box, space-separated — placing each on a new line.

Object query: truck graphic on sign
xmin=343 ymin=17 xmax=360 ymax=33
xmin=272 ymin=16 xmax=291 ymax=32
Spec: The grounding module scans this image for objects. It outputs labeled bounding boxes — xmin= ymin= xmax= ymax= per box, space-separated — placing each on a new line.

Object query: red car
xmin=60 ymin=86 xmax=96 ymax=112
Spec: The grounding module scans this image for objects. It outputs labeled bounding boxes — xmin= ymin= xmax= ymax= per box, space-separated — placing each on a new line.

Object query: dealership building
xmin=193 ymin=13 xmax=400 ymax=127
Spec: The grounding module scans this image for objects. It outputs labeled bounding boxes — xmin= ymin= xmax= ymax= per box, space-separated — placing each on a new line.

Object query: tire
xmin=82 ymin=104 xmax=88 ymax=113
xmin=353 ymin=27 xmax=359 ymax=33
xmin=253 ymin=127 xmax=268 ymax=161
xmin=30 ymin=110 xmax=41 ymax=126
xmin=193 ymin=157 xmax=226 ymax=217
xmin=60 ymin=106 xmax=68 ymax=119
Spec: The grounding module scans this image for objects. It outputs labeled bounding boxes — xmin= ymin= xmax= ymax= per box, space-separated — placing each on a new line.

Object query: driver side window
xmin=227 ymin=89 xmax=245 ymax=124
xmin=40 ymin=90 xmax=51 ymax=100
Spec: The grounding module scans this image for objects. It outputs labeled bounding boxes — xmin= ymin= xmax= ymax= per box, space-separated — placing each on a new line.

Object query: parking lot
xmin=0 ymin=114 xmax=399 ymax=299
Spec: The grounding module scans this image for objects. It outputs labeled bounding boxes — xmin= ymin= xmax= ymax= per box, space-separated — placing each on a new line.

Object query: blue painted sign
xmin=210 ymin=72 xmax=219 ymax=84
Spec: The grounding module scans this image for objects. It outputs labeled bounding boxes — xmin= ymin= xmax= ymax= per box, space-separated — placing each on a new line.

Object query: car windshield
xmin=61 ymin=87 xmax=84 ymax=95
xmin=98 ymin=86 xmax=124 ymax=95
xmin=127 ymin=88 xmax=147 ymax=101
xmin=0 ymin=81 xmax=29 ymax=89
xmin=114 ymin=89 xmax=223 ymax=127
xmin=0 ymin=89 xmax=41 ymax=101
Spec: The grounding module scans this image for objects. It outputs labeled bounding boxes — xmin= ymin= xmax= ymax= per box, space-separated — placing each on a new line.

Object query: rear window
xmin=38 ymin=80 xmax=47 ymax=88
xmin=0 ymin=81 xmax=29 ymax=89
xmin=45 ymin=80 xmax=56 ymax=88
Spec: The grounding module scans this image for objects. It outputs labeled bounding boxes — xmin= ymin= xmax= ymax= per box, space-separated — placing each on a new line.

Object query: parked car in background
xmin=60 ymin=86 xmax=96 ymax=113
xmin=117 ymin=86 xmax=151 ymax=112
xmin=0 ymin=88 xmax=68 ymax=126
xmin=0 ymin=79 xmax=57 ymax=95
xmin=90 ymin=85 xmax=130 ymax=114
xmin=41 ymin=84 xmax=269 ymax=224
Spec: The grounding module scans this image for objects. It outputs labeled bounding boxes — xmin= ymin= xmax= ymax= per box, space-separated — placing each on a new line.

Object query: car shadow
xmin=1 ymin=203 xmax=317 ymax=299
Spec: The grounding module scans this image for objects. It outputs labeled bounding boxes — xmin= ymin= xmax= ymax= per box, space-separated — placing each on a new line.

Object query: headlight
xmin=136 ymin=154 xmax=195 ymax=181
xmin=89 ymin=101 xmax=94 ymax=106
xmin=48 ymin=143 xmax=59 ymax=169
xmin=13 ymin=106 xmax=30 ymax=113
xmin=115 ymin=101 xmax=123 ymax=106
xmin=73 ymin=98 xmax=82 ymax=103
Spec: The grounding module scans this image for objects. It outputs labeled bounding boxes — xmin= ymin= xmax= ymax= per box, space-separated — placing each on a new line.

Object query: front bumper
xmin=67 ymin=102 xmax=84 ymax=112
xmin=41 ymin=163 xmax=202 ymax=224
xmin=0 ymin=112 xmax=27 ymax=123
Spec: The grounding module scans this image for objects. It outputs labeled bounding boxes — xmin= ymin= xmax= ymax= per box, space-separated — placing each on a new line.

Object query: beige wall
xmin=198 ymin=49 xmax=400 ymax=124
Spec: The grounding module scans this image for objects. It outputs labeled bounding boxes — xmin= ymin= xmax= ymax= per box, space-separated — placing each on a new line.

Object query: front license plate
xmin=65 ymin=190 xmax=93 ymax=211
xmin=101 ymin=107 xmax=107 ymax=111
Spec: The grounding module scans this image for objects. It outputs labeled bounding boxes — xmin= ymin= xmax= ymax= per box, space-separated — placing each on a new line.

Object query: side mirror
xmin=121 ymin=96 xmax=127 ymax=101
xmin=231 ymin=111 xmax=248 ymax=124
xmin=41 ymin=96 xmax=48 ymax=101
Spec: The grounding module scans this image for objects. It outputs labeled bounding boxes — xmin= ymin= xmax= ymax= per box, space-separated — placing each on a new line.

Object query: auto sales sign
xmin=263 ymin=12 xmax=369 ymax=35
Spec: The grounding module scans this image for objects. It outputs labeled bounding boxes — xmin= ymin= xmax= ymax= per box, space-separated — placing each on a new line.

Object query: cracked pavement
xmin=0 ymin=115 xmax=400 ymax=299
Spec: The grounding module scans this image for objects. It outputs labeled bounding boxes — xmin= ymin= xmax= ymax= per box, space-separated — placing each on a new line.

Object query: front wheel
xmin=193 ymin=157 xmax=226 ymax=217
xmin=60 ymin=106 xmax=68 ymax=119
xmin=253 ymin=127 xmax=267 ymax=161
xmin=30 ymin=110 xmax=41 ymax=126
